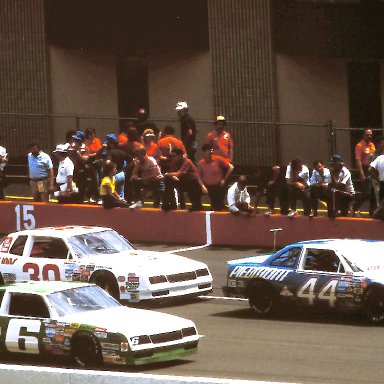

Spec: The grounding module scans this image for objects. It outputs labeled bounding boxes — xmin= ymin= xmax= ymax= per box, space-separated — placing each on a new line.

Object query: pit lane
xmin=2 ymin=243 xmax=384 ymax=384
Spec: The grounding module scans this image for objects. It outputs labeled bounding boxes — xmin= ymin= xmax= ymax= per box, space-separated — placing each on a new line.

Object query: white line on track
xmin=198 ymin=295 xmax=248 ymax=301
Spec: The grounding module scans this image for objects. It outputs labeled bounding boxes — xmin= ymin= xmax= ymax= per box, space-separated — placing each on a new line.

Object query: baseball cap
xmin=330 ymin=155 xmax=344 ymax=164
xmin=71 ymin=135 xmax=82 ymax=141
xmin=76 ymin=130 xmax=85 ymax=139
xmin=175 ymin=101 xmax=188 ymax=111
xmin=105 ymin=133 xmax=118 ymax=142
xmin=53 ymin=144 xmax=68 ymax=153
xmin=215 ymin=115 xmax=226 ymax=124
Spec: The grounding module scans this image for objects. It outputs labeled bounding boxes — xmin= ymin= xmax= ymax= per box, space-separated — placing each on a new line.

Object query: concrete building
xmin=1 ymin=0 xmax=384 ymax=168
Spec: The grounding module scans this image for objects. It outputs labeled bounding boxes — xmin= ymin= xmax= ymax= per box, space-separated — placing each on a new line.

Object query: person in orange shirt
xmin=206 ymin=115 xmax=234 ymax=162
xmin=198 ymin=144 xmax=234 ymax=210
xmin=352 ymin=128 xmax=376 ymax=216
xmin=155 ymin=125 xmax=186 ymax=173
xmin=142 ymin=128 xmax=158 ymax=158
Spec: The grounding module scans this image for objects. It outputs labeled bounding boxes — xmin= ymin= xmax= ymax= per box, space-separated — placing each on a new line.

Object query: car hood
xmin=79 ymin=250 xmax=209 ymax=275
xmin=227 ymin=254 xmax=271 ymax=266
xmin=61 ymin=306 xmax=196 ymax=336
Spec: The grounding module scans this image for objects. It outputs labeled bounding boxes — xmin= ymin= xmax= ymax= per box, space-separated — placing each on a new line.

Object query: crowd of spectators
xmin=1 ymin=106 xmax=383 ymax=219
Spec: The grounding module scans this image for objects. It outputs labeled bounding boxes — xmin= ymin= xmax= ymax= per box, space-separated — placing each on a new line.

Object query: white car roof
xmin=7 ymin=225 xmax=112 ymax=239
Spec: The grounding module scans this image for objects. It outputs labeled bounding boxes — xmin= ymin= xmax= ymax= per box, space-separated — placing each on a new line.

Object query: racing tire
xmin=362 ymin=288 xmax=384 ymax=324
xmin=71 ymin=332 xmax=102 ymax=367
xmin=90 ymin=271 xmax=120 ymax=300
xmin=248 ymin=282 xmax=276 ymax=317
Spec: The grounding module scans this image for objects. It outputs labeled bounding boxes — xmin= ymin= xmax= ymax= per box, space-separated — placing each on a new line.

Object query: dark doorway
xmin=116 ymin=54 xmax=149 ymax=119
xmin=348 ymin=61 xmax=382 ymax=158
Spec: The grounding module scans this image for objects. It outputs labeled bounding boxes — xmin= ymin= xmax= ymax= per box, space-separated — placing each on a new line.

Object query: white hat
xmin=175 ymin=101 xmax=188 ymax=111
xmin=53 ymin=144 xmax=68 ymax=153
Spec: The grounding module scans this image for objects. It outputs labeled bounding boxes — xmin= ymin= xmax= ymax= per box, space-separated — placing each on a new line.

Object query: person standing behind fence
xmin=206 ymin=115 xmax=234 ymax=162
xmin=175 ymin=101 xmax=198 ymax=165
xmin=351 ymin=128 xmax=375 ymax=217
xmin=28 ymin=140 xmax=54 ymax=202
xmin=0 ymin=139 xmax=8 ymax=200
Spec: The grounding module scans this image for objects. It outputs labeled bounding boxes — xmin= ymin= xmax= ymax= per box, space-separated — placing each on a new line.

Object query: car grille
xmin=150 ymin=330 xmax=182 ymax=344
xmin=166 ymin=271 xmax=197 ymax=283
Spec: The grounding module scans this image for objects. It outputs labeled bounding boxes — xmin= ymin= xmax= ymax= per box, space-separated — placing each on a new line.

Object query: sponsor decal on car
xmin=229 ymin=266 xmax=291 ymax=281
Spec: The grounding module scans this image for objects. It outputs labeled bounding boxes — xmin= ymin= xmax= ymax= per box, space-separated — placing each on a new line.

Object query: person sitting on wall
xmin=227 ymin=175 xmax=254 ymax=215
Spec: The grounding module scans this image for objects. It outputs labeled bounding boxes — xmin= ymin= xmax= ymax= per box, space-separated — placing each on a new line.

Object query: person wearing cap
xmin=0 ymin=138 xmax=8 ymax=200
xmin=135 ymin=107 xmax=159 ymax=139
xmin=27 ymin=140 xmax=54 ymax=202
xmin=175 ymin=101 xmax=198 ymax=165
xmin=198 ymin=143 xmax=234 ymax=211
xmin=351 ymin=129 xmax=376 ymax=217
xmin=328 ymin=155 xmax=355 ymax=217
xmin=285 ymin=158 xmax=311 ymax=217
xmin=206 ymin=115 xmax=234 ymax=162
xmin=53 ymin=144 xmax=78 ymax=203
xmin=142 ymin=128 xmax=158 ymax=158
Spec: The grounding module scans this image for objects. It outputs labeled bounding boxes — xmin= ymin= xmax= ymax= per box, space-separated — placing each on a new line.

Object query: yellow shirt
xmin=100 ymin=176 xmax=115 ymax=196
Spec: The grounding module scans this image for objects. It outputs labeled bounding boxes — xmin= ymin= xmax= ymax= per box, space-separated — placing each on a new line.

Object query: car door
xmin=293 ymin=247 xmax=349 ymax=311
xmin=20 ymin=236 xmax=72 ymax=282
xmin=2 ymin=293 xmax=49 ymax=355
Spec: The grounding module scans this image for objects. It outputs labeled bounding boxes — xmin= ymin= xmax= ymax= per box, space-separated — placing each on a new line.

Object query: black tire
xmin=71 ymin=332 xmax=102 ymax=367
xmin=362 ymin=288 xmax=384 ymax=324
xmin=248 ymin=282 xmax=276 ymax=316
xmin=90 ymin=271 xmax=120 ymax=300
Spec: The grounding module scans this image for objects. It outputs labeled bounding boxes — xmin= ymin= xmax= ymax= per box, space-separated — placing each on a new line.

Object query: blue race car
xmin=222 ymin=239 xmax=384 ymax=323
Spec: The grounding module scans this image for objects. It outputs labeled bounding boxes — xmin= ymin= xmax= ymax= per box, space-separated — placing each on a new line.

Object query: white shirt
xmin=310 ymin=167 xmax=331 ymax=186
xmin=0 ymin=146 xmax=7 ymax=171
xmin=227 ymin=182 xmax=250 ymax=213
xmin=286 ymin=164 xmax=310 ymax=187
xmin=332 ymin=166 xmax=355 ymax=194
xmin=370 ymin=154 xmax=384 ymax=181
xmin=56 ymin=156 xmax=75 ymax=191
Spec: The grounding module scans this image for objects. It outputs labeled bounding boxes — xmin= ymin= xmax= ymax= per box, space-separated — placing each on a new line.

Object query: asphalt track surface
xmin=2 ymin=243 xmax=384 ymax=383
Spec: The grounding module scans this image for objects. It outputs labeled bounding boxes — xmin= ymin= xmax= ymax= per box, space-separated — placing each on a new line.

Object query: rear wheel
xmin=90 ymin=271 xmax=119 ymax=300
xmin=71 ymin=332 xmax=102 ymax=367
xmin=248 ymin=282 xmax=276 ymax=316
xmin=362 ymin=288 xmax=384 ymax=324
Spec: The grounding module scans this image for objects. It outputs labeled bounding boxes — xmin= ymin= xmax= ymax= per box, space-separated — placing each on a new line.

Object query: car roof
xmin=289 ymin=239 xmax=384 ymax=248
xmin=0 ymin=281 xmax=90 ymax=295
xmin=7 ymin=225 xmax=111 ymax=239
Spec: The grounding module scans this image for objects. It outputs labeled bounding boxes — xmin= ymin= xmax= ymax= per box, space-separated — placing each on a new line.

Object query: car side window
xmin=270 ymin=247 xmax=301 ymax=268
xmin=31 ymin=237 xmax=68 ymax=259
xmin=9 ymin=235 xmax=28 ymax=256
xmin=9 ymin=293 xmax=50 ymax=318
xmin=304 ymin=249 xmax=343 ymax=273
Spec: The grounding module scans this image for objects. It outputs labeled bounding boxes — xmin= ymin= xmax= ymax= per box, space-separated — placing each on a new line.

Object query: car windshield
xmin=339 ymin=242 xmax=384 ymax=272
xmin=67 ymin=229 xmax=135 ymax=257
xmin=47 ymin=285 xmax=120 ymax=316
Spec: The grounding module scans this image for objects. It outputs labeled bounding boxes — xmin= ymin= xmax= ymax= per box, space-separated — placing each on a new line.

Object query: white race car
xmin=0 ymin=281 xmax=199 ymax=366
xmin=0 ymin=226 xmax=212 ymax=302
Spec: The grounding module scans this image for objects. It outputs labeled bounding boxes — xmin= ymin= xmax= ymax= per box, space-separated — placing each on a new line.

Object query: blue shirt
xmin=28 ymin=151 xmax=53 ymax=180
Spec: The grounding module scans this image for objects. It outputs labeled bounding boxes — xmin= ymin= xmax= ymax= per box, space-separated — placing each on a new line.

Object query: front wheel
xmin=71 ymin=332 xmax=102 ymax=367
xmin=90 ymin=271 xmax=119 ymax=300
xmin=362 ymin=288 xmax=384 ymax=324
xmin=248 ymin=283 xmax=276 ymax=316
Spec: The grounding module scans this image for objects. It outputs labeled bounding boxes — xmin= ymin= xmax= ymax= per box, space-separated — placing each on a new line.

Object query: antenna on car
xmin=269 ymin=228 xmax=282 ymax=253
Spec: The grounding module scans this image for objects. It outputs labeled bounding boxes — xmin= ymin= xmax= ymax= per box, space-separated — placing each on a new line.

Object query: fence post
xmin=328 ymin=119 xmax=336 ymax=158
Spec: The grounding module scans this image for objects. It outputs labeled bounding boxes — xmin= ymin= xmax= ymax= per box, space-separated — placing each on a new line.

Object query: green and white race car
xmin=0 ymin=281 xmax=199 ymax=367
